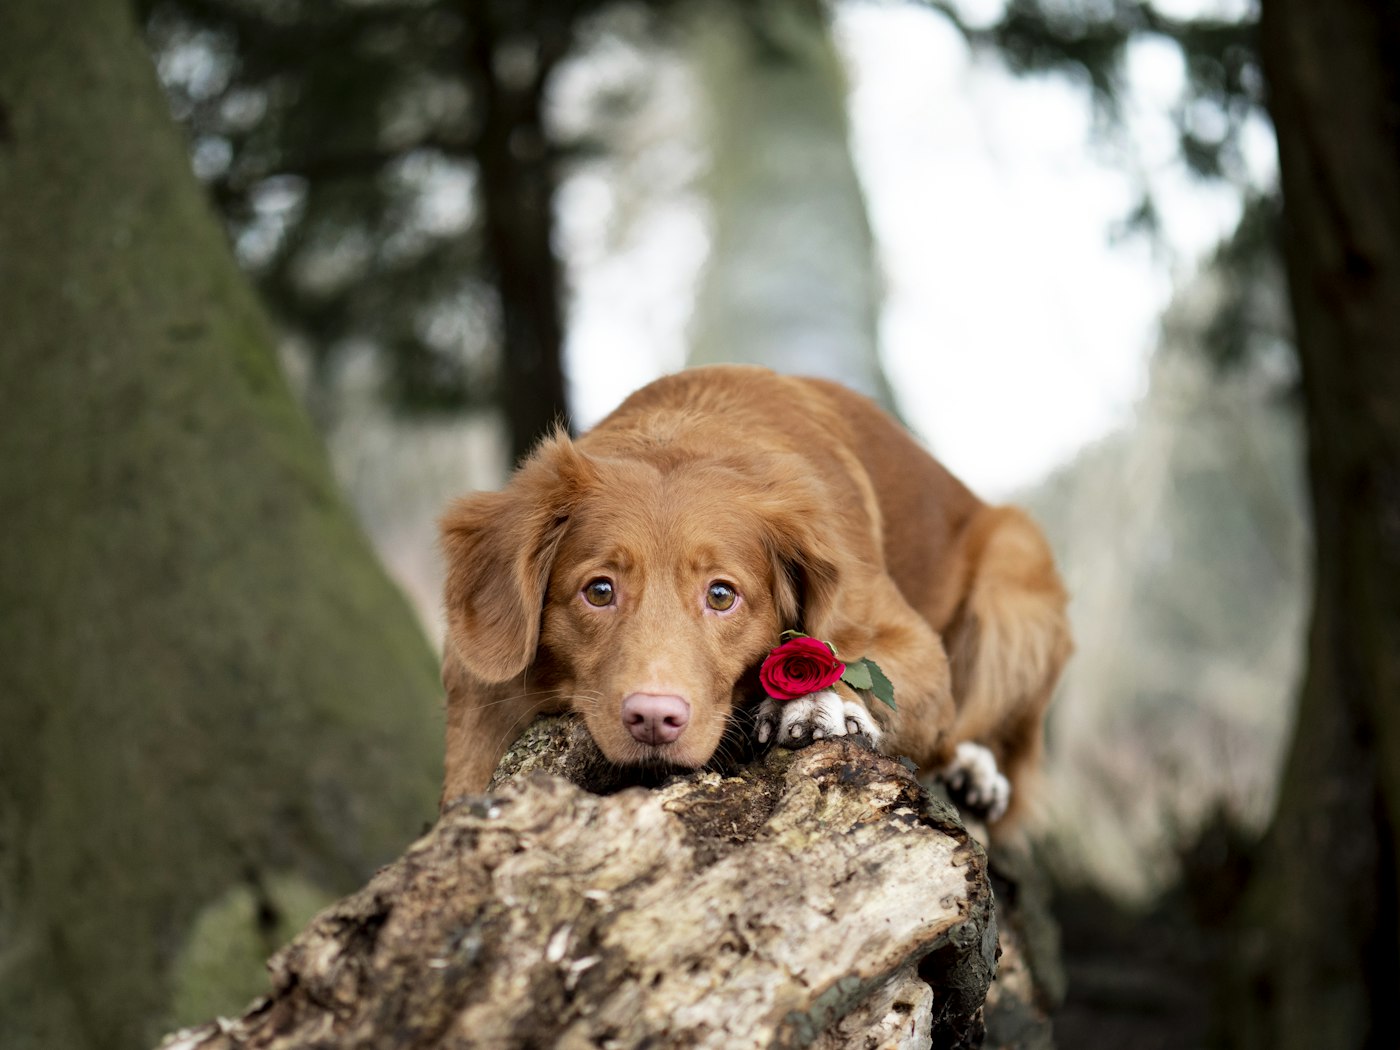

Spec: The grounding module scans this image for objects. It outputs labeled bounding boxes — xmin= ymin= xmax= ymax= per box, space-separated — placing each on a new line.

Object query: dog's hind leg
xmin=939 ymin=506 xmax=1072 ymax=828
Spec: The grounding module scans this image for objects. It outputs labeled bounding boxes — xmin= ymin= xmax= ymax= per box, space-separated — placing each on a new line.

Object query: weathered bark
xmin=500 ymin=720 xmax=1064 ymax=1050
xmin=980 ymin=844 xmax=1061 ymax=1050
xmin=464 ymin=1 xmax=574 ymax=465
xmin=158 ymin=718 xmax=1065 ymax=1049
xmin=157 ymin=723 xmax=1024 ymax=1050
xmin=1229 ymin=2 xmax=1400 ymax=1047
xmin=0 ymin=2 xmax=443 ymax=1046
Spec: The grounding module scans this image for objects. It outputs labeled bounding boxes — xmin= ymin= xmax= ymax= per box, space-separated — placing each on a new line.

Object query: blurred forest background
xmin=2 ymin=0 xmax=1398 ymax=1048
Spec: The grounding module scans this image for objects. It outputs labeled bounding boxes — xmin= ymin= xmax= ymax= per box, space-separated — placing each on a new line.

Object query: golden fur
xmin=439 ymin=365 xmax=1071 ymax=825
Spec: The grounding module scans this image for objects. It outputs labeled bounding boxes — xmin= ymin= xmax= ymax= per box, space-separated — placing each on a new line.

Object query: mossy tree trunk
xmin=0 ymin=2 xmax=444 ymax=1047
xmin=1230 ymin=2 xmax=1400 ymax=1047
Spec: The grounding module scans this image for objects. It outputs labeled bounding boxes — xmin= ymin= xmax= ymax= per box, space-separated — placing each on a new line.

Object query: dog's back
xmin=596 ymin=368 xmax=1070 ymax=818
xmin=791 ymin=377 xmax=1071 ymax=820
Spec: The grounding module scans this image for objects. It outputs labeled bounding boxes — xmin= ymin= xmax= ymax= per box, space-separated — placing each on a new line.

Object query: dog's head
xmin=440 ymin=431 xmax=854 ymax=771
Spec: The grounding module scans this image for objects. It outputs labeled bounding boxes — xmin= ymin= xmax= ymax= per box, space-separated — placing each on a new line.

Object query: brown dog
xmin=439 ymin=365 xmax=1070 ymax=826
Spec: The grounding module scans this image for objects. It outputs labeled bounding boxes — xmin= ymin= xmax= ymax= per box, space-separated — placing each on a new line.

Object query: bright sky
xmin=559 ymin=0 xmax=1275 ymax=499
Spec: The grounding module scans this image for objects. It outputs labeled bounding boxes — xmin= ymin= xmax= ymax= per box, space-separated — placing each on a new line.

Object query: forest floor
xmin=1050 ymin=814 xmax=1252 ymax=1049
xmin=1053 ymin=885 xmax=1213 ymax=1049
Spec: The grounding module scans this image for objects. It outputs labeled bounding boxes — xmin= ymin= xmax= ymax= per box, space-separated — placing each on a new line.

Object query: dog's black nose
xmin=620 ymin=693 xmax=690 ymax=745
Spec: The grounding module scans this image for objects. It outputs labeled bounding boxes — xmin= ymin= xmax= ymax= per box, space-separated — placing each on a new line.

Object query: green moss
xmin=168 ymin=873 xmax=334 ymax=1029
xmin=782 ymin=974 xmax=871 ymax=1046
xmin=0 ymin=3 xmax=444 ymax=1048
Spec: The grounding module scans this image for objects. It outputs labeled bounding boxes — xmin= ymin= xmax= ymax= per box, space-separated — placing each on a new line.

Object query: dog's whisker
xmin=563 ymin=690 xmax=605 ymax=713
xmin=490 ymin=704 xmax=547 ymax=768
xmin=468 ymin=687 xmax=566 ymax=713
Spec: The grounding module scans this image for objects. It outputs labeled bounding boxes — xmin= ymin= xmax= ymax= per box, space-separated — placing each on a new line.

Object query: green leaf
xmin=867 ymin=659 xmax=897 ymax=711
xmin=841 ymin=657 xmax=895 ymax=710
xmin=779 ymin=629 xmax=808 ymax=642
xmin=840 ymin=660 xmax=873 ymax=692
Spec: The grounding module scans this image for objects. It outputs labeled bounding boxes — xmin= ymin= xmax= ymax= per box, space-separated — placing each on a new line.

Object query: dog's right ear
xmin=439 ymin=431 xmax=594 ymax=683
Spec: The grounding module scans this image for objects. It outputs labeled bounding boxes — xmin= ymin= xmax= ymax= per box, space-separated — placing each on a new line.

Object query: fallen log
xmin=159 ymin=717 xmax=1055 ymax=1049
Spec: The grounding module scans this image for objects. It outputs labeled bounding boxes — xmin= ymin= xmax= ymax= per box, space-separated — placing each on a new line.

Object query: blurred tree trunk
xmin=1231 ymin=2 xmax=1400 ymax=1047
xmin=465 ymin=2 xmax=574 ymax=465
xmin=687 ymin=0 xmax=897 ymax=412
xmin=0 ymin=2 xmax=444 ymax=1048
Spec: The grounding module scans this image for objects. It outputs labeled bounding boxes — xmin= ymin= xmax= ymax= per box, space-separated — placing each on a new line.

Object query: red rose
xmin=760 ymin=635 xmax=846 ymax=700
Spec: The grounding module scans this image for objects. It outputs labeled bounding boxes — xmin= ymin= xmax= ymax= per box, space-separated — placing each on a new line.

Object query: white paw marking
xmin=756 ymin=691 xmax=883 ymax=749
xmin=940 ymin=741 xmax=1011 ymax=823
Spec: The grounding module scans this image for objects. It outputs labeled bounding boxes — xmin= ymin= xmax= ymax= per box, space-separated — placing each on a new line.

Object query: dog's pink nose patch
xmin=621 ymin=693 xmax=690 ymax=745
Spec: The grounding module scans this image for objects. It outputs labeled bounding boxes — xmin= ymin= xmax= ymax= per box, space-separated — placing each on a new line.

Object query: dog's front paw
xmin=939 ymin=741 xmax=1011 ymax=823
xmin=756 ymin=692 xmax=883 ymax=750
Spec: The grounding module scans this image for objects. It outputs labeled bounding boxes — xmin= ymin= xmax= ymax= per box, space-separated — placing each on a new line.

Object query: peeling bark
xmin=159 ymin=717 xmax=1064 ymax=1049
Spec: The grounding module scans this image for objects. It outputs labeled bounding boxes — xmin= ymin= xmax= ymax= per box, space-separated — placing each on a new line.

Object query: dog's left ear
xmin=756 ymin=472 xmax=869 ymax=645
xmin=439 ymin=431 xmax=594 ymax=683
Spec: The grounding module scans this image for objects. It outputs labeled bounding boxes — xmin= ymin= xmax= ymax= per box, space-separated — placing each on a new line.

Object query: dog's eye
xmin=706 ymin=581 xmax=737 ymax=612
xmin=582 ymin=578 xmax=615 ymax=607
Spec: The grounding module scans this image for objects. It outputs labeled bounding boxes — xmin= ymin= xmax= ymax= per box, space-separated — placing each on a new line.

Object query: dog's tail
xmin=943 ymin=506 xmax=1073 ymax=825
